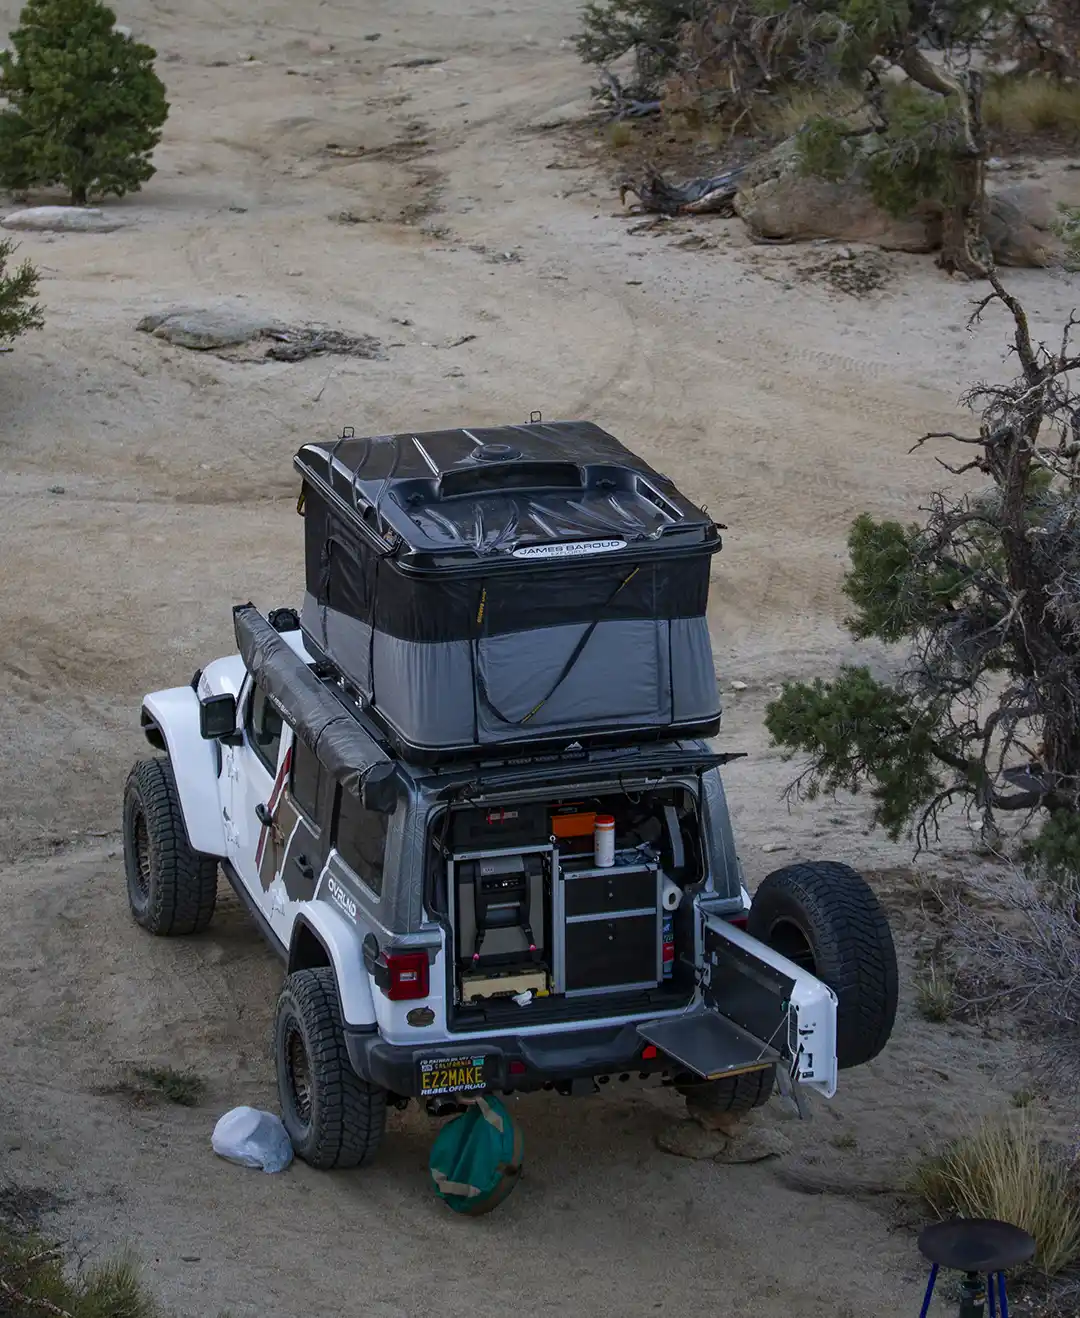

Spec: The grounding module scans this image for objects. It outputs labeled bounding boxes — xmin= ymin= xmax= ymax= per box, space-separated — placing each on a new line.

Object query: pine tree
xmin=0 ymin=0 xmax=169 ymax=206
xmin=0 ymin=238 xmax=44 ymax=343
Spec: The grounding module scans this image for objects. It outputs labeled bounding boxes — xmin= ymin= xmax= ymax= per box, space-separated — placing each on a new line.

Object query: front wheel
xmin=274 ymin=968 xmax=387 ymax=1170
xmin=747 ymin=861 xmax=898 ymax=1070
xmin=123 ymin=758 xmax=218 ymax=936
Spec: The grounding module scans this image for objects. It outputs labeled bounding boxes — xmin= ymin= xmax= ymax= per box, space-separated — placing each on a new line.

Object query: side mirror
xmin=199 ymin=692 xmax=238 ymax=740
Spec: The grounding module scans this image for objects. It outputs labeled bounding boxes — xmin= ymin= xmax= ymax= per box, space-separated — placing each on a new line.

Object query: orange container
xmin=551 ymin=810 xmax=597 ymax=839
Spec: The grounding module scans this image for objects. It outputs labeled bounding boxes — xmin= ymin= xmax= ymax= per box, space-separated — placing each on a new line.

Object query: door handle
xmin=296 ymin=855 xmax=315 ymax=881
xmin=255 ymin=803 xmax=273 ymax=827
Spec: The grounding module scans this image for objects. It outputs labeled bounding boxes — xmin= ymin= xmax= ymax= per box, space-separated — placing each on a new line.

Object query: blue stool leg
xmin=998 ymin=1273 xmax=1009 ymax=1318
xmin=987 ymin=1273 xmax=997 ymax=1318
xmin=919 ymin=1263 xmax=939 ymax=1318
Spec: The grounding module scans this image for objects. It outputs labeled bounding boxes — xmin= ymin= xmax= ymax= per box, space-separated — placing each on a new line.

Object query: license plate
xmin=419 ymin=1055 xmax=488 ymax=1096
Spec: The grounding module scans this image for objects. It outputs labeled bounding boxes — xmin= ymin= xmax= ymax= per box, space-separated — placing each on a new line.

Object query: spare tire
xmin=747 ymin=861 xmax=897 ymax=1070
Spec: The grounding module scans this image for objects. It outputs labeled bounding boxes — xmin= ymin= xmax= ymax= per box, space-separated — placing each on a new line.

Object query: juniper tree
xmin=751 ymin=0 xmax=1028 ymax=276
xmin=0 ymin=0 xmax=169 ymax=205
xmin=765 ymin=274 xmax=1080 ymax=888
xmin=0 ymin=238 xmax=43 ymax=344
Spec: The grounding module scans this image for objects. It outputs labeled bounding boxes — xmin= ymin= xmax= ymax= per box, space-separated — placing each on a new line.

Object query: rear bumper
xmin=344 ymin=1021 xmax=670 ymax=1097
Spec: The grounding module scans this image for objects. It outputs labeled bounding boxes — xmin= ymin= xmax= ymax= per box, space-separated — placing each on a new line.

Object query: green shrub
xmin=575 ymin=0 xmax=711 ymax=94
xmin=0 ymin=238 xmax=43 ymax=343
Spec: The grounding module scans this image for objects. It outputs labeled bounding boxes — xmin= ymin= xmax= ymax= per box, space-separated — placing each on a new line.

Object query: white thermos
xmin=594 ymin=814 xmax=615 ymax=868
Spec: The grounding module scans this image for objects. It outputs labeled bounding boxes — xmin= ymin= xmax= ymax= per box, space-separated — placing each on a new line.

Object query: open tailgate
xmin=702 ymin=914 xmax=838 ymax=1097
xmin=637 ymin=914 xmax=838 ymax=1098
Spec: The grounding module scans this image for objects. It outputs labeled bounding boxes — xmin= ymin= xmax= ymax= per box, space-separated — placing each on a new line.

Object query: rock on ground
xmin=136 ymin=306 xmax=284 ymax=350
xmin=985 ymin=183 xmax=1065 ymax=268
xmin=526 ymin=99 xmax=596 ymax=131
xmin=733 ymin=140 xmax=1068 ymax=266
xmin=734 ymin=149 xmax=939 ymax=253
xmin=657 ymin=1112 xmax=793 ymax=1163
xmin=1 ymin=207 xmax=128 ymax=234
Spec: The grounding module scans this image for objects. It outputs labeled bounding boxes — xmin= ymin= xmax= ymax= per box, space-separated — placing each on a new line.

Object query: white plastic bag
xmin=211 ymin=1106 xmax=293 ymax=1174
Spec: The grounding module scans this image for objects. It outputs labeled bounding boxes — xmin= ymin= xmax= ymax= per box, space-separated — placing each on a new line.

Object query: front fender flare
xmin=290 ymin=907 xmax=377 ymax=1030
xmin=140 ymin=686 xmax=227 ymax=857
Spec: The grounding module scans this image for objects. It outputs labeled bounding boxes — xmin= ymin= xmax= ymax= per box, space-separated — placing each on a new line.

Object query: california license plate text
xmin=419 ymin=1058 xmax=486 ymax=1094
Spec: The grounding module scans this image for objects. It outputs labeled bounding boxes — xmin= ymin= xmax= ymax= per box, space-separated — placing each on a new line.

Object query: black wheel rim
xmin=132 ymin=809 xmax=152 ymax=900
xmin=284 ymin=1021 xmax=313 ymax=1126
xmin=766 ymin=918 xmax=816 ymax=974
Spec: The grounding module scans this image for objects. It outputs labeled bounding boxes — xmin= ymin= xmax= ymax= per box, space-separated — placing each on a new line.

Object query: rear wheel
xmin=275 ymin=968 xmax=387 ymax=1170
xmin=123 ymin=758 xmax=218 ymax=936
xmin=677 ymin=1065 xmax=776 ymax=1116
xmin=747 ymin=861 xmax=898 ymax=1070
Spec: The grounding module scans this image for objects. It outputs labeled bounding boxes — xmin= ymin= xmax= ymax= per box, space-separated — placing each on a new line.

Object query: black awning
xmin=233 ymin=603 xmax=397 ymax=809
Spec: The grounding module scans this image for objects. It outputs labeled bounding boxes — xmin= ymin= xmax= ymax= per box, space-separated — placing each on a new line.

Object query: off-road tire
xmin=677 ymin=1065 xmax=776 ymax=1115
xmin=275 ymin=967 xmax=388 ymax=1170
xmin=747 ymin=861 xmax=898 ymax=1071
xmin=123 ymin=757 xmax=218 ymax=936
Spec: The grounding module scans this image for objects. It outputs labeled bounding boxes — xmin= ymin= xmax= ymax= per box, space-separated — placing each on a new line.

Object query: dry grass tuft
xmin=915 ymin=959 xmax=956 ymax=1022
xmin=759 ymin=86 xmax=866 ymax=139
xmin=0 ymin=1232 xmax=160 ymax=1318
xmin=985 ymin=74 xmax=1080 ymax=137
xmin=606 ymin=120 xmax=636 ymax=150
xmin=913 ymin=1113 xmax=1080 ymax=1277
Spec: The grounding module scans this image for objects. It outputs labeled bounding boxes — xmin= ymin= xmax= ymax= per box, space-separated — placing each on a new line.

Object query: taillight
xmin=509 ymin=1060 xmax=527 ymax=1076
xmin=384 ymin=951 xmax=429 ymax=1001
xmin=727 ymin=914 xmax=749 ymax=930
xmin=641 ymin=1044 xmax=658 ymax=1060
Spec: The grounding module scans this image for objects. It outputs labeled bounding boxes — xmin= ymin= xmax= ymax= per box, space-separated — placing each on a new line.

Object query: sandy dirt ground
xmin=1 ymin=1 xmax=1078 ymax=1314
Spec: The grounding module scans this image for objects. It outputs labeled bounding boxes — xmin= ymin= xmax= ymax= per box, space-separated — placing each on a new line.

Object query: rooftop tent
xmin=294 ymin=420 xmax=723 ymax=763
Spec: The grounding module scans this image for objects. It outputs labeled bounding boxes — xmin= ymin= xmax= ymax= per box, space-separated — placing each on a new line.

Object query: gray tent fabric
xmin=233 ymin=604 xmax=396 ymax=802
xmin=300 ymin=595 xmax=719 ymax=754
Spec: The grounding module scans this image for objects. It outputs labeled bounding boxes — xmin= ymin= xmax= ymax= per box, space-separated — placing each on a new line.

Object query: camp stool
xmin=917 ymin=1219 xmax=1036 ymax=1318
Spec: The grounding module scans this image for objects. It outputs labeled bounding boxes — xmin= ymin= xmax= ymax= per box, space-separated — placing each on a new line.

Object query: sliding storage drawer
xmin=564 ymin=912 xmax=660 ymax=993
xmin=564 ymin=867 xmax=658 ymax=918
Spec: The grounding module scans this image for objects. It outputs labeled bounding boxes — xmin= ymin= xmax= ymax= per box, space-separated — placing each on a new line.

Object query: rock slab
xmin=1 ymin=206 xmax=128 ymax=234
xmin=136 ymin=306 xmax=283 ymax=350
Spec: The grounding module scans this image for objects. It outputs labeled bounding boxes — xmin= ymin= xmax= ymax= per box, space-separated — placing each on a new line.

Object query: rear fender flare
xmin=140 ymin=686 xmax=227 ymax=857
xmin=289 ymin=907 xmax=377 ymax=1030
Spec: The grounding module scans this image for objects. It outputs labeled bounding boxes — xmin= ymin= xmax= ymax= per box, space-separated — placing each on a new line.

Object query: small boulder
xmin=527 ymin=99 xmax=595 ymax=132
xmin=657 ymin=1113 xmax=792 ymax=1163
xmin=735 ymin=170 xmax=940 ymax=252
xmin=984 ymin=183 xmax=1065 ymax=267
xmin=713 ymin=1123 xmax=792 ymax=1164
xmin=2 ymin=206 xmax=128 ymax=233
xmin=657 ymin=1120 xmax=728 ymax=1160
xmin=732 ymin=137 xmax=1070 ymax=265
xmin=136 ymin=305 xmax=282 ymax=350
